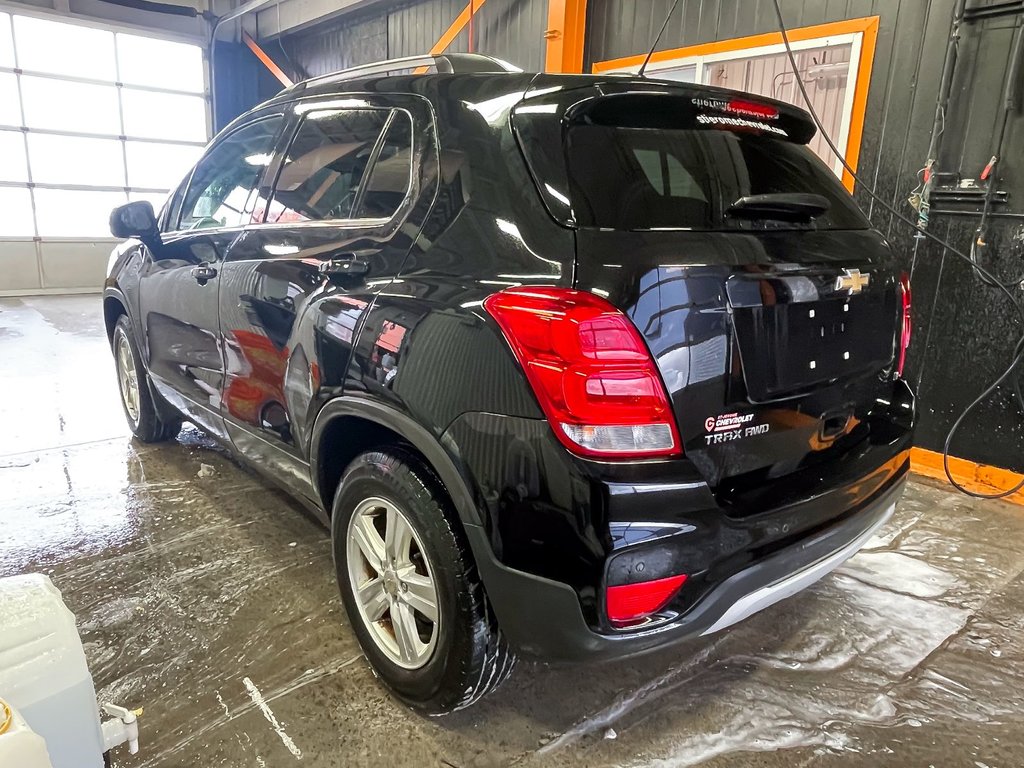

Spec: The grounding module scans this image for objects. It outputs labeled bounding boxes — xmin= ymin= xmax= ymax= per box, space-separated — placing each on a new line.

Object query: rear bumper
xmin=470 ymin=471 xmax=905 ymax=662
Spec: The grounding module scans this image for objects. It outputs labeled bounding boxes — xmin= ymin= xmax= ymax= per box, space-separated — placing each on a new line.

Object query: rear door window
xmin=352 ymin=112 xmax=413 ymax=219
xmin=265 ymin=108 xmax=412 ymax=224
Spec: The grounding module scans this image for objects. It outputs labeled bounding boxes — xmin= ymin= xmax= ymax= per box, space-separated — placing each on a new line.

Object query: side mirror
xmin=110 ymin=201 xmax=160 ymax=244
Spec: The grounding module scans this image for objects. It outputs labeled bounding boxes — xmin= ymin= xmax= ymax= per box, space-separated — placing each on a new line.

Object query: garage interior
xmin=2 ymin=0 xmax=1024 ymax=766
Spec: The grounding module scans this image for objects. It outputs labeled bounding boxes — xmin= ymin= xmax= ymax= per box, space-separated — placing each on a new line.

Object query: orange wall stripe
xmin=592 ymin=16 xmax=881 ymax=193
xmin=413 ymin=0 xmax=489 ymax=73
xmin=242 ymin=31 xmax=294 ymax=88
xmin=544 ymin=0 xmax=588 ymax=74
xmin=910 ymin=447 xmax=1024 ymax=506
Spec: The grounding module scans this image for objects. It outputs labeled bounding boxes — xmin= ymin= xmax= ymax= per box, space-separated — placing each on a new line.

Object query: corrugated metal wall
xmin=387 ymin=0 xmax=466 ymax=60
xmin=587 ymin=0 xmax=1024 ymax=471
xmin=279 ymin=0 xmax=549 ymax=79
xmin=277 ymin=13 xmax=388 ymax=78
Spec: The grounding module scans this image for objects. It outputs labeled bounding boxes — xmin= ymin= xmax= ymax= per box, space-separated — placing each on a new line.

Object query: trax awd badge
xmin=703 ymin=412 xmax=770 ymax=445
xmin=834 ymin=268 xmax=871 ymax=295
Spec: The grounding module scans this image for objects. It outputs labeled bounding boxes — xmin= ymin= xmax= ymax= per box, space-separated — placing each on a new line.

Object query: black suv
xmin=105 ymin=53 xmax=914 ymax=713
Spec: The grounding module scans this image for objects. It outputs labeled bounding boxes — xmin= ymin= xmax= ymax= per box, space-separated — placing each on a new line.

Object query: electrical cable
xmin=770 ymin=0 xmax=1024 ymax=499
xmin=972 ymin=16 xmax=1024 ymax=290
xmin=275 ymin=1 xmax=304 ymax=83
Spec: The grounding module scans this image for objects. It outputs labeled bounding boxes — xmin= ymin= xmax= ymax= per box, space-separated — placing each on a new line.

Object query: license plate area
xmin=727 ymin=273 xmax=896 ymax=402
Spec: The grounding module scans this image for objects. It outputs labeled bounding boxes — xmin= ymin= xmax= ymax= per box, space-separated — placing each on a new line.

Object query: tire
xmin=112 ymin=315 xmax=181 ymax=443
xmin=332 ymin=448 xmax=515 ymax=714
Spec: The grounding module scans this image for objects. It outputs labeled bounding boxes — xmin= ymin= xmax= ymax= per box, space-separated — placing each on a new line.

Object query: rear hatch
xmin=513 ymin=78 xmax=903 ymax=502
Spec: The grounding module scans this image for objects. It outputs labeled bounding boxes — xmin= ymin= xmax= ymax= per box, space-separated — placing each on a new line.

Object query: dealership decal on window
xmin=695 ymin=113 xmax=789 ymax=137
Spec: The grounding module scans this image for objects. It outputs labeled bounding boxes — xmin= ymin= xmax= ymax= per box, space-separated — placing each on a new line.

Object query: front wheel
xmin=112 ymin=315 xmax=181 ymax=443
xmin=332 ymin=449 xmax=515 ymax=713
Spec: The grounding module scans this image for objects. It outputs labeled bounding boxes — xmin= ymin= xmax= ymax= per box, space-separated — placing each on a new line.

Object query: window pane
xmin=14 ymin=15 xmax=116 ymax=80
xmin=125 ymin=141 xmax=202 ymax=189
xmin=0 ymin=129 xmax=28 ymax=182
xmin=117 ymin=34 xmax=204 ymax=93
xmin=34 ymin=188 xmax=126 ymax=237
xmin=121 ymin=88 xmax=206 ymax=142
xmin=353 ymin=112 xmax=412 ymax=219
xmin=179 ymin=117 xmax=282 ymax=230
xmin=28 ymin=133 xmax=125 ymax=186
xmin=0 ymin=14 xmax=14 ymax=68
xmin=0 ymin=187 xmax=34 ymax=236
xmin=0 ymin=73 xmax=21 ymax=125
xmin=21 ymin=76 xmax=120 ymax=134
xmin=564 ymin=120 xmax=867 ymax=231
xmin=267 ymin=109 xmax=389 ymax=224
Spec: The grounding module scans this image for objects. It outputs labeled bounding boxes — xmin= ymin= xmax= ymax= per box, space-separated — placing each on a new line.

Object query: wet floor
xmin=3 ymin=294 xmax=1024 ymax=768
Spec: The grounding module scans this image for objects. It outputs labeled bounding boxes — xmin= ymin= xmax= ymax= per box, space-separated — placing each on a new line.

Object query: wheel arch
xmin=102 ymin=289 xmax=129 ymax=345
xmin=309 ymin=397 xmax=483 ymax=528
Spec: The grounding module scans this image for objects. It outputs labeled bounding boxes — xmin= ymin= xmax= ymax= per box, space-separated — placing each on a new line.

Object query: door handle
xmin=319 ymin=256 xmax=370 ymax=282
xmin=191 ymin=264 xmax=218 ymax=284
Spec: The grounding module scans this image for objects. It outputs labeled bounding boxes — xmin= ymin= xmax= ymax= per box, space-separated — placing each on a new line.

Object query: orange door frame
xmin=592 ymin=16 xmax=880 ymax=193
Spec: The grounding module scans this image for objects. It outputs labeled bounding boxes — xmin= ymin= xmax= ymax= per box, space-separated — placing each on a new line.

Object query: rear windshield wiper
xmin=726 ymin=193 xmax=830 ymax=222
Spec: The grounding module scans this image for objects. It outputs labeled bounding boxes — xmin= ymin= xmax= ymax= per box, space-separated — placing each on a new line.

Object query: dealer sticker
xmin=703 ymin=412 xmax=770 ymax=445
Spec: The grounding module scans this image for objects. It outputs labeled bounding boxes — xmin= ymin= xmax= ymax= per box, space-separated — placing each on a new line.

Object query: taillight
xmin=606 ymin=574 xmax=688 ymax=627
xmin=483 ymin=286 xmax=680 ymax=458
xmin=897 ymin=272 xmax=911 ymax=378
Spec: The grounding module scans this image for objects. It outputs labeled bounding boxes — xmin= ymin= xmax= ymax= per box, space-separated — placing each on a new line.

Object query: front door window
xmin=178 ymin=116 xmax=283 ymax=230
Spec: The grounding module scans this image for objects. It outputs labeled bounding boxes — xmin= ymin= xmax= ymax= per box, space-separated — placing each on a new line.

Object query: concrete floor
xmin=3 ymin=294 xmax=1024 ymax=768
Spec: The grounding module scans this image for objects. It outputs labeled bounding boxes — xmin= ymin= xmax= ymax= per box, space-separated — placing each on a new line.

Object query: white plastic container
xmin=0 ymin=699 xmax=54 ymax=768
xmin=0 ymin=574 xmax=105 ymax=768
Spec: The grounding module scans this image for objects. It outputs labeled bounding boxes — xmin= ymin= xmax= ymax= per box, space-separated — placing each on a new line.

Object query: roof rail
xmin=285 ymin=53 xmax=522 ymax=94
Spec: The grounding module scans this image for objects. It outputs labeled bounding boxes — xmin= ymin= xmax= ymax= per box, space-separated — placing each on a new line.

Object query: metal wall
xmin=278 ymin=0 xmax=549 ymax=79
xmin=587 ymin=0 xmax=1024 ymax=471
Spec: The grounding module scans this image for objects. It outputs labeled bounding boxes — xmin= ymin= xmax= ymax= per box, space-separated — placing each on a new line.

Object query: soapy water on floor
xmin=5 ymin=433 xmax=1024 ymax=767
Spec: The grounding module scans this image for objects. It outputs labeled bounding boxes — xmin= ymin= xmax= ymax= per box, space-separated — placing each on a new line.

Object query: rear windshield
xmin=565 ymin=126 xmax=868 ymax=231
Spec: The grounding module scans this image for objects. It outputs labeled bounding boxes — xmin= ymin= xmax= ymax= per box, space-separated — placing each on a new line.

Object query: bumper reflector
xmin=606 ymin=573 xmax=688 ymax=627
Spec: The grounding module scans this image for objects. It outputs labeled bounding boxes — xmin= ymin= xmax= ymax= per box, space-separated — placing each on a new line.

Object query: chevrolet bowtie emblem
xmin=834 ymin=268 xmax=870 ymax=295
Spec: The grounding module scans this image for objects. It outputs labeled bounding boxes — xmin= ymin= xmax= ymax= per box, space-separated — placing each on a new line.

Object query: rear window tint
xmin=565 ymin=125 xmax=868 ymax=231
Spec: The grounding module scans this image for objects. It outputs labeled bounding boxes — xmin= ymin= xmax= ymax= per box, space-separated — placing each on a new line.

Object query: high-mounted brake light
xmin=728 ymin=99 xmax=779 ymax=119
xmin=897 ymin=272 xmax=911 ymax=378
xmin=606 ymin=574 xmax=688 ymax=627
xmin=483 ymin=287 xmax=681 ymax=459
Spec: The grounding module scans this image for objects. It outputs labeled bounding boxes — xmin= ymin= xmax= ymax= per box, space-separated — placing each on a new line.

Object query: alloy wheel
xmin=116 ymin=334 xmax=141 ymax=425
xmin=346 ymin=496 xmax=440 ymax=669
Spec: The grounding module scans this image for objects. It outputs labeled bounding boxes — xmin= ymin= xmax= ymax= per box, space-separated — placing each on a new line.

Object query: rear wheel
xmin=112 ymin=315 xmax=180 ymax=443
xmin=332 ymin=448 xmax=515 ymax=713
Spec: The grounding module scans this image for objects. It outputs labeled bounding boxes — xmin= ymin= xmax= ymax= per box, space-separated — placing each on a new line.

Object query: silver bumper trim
xmin=701 ymin=502 xmax=895 ymax=636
